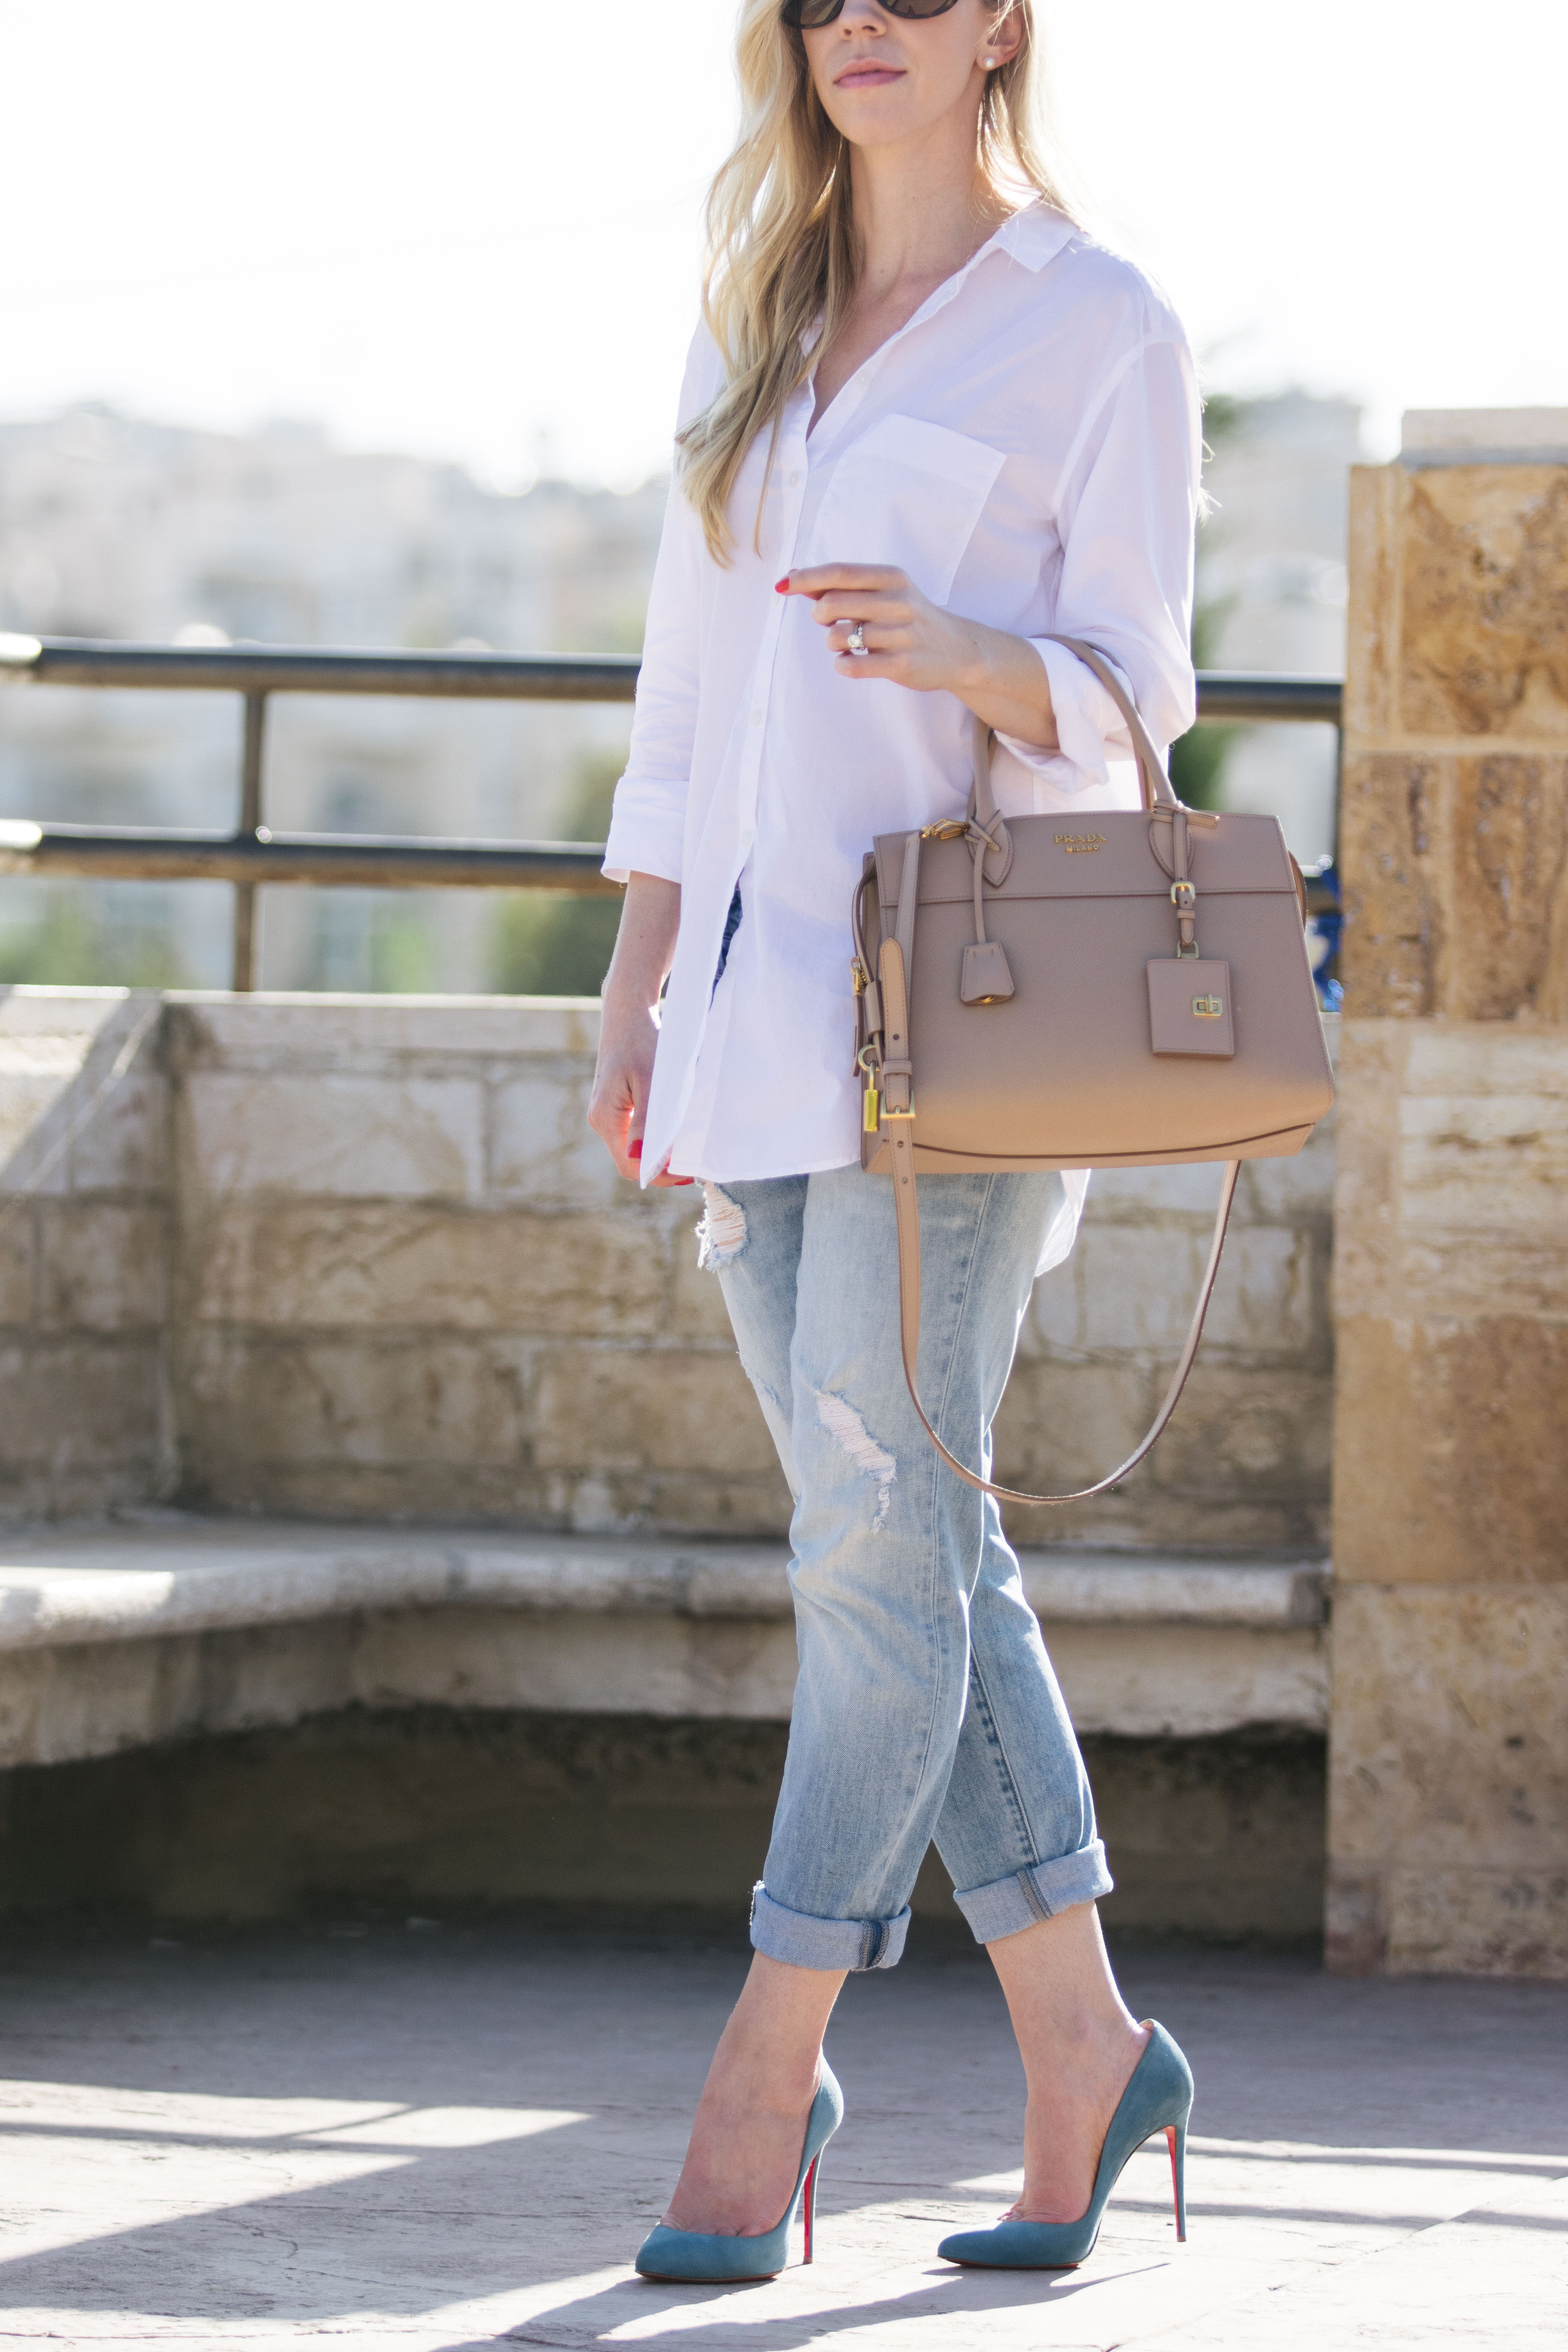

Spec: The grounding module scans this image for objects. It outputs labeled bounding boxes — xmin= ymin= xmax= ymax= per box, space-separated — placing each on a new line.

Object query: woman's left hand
xmin=778 ymin=564 xmax=1058 ymax=748
xmin=781 ymin=561 xmax=970 ymax=691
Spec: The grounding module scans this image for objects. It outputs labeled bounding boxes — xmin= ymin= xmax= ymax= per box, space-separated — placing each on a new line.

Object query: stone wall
xmin=0 ymin=989 xmax=172 ymax=1519
xmin=1328 ymin=416 xmax=1568 ymax=1978
xmin=1000 ymin=1142 xmax=1335 ymax=1554
xmin=164 ymin=995 xmax=778 ymax=1531
xmin=0 ymin=985 xmax=1335 ymax=1545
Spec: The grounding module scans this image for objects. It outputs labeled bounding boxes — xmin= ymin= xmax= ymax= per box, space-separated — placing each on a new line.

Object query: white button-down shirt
xmin=604 ymin=203 xmax=1200 ymax=1261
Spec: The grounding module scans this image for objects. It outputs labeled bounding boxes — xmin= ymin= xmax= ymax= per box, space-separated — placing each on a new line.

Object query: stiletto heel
xmin=1166 ymin=2117 xmax=1186 ymax=2242
xmin=937 ymin=2021 xmax=1193 ymax=2270
xmin=802 ymin=2151 xmax=821 ymax=2263
xmin=635 ymin=2062 xmax=844 ymax=2283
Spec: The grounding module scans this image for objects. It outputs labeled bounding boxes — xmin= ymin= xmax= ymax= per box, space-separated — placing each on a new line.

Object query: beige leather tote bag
xmin=850 ymin=634 xmax=1335 ymax=1506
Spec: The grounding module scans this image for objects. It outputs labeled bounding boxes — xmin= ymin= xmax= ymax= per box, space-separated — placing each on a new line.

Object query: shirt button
xmin=788 ymin=470 xmax=801 ymax=486
xmin=750 ymin=710 xmax=762 ymax=726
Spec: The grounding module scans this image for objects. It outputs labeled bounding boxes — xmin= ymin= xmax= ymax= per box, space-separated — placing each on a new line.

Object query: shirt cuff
xmin=995 ymin=640 xmax=1137 ymax=796
xmin=601 ymin=799 xmax=685 ymax=888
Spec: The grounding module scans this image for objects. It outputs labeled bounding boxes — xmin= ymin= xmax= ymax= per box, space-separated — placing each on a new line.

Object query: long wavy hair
xmin=679 ymin=0 xmax=1081 ymax=559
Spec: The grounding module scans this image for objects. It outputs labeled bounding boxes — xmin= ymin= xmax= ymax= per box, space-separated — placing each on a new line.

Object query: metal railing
xmin=0 ymin=634 xmax=1342 ymax=990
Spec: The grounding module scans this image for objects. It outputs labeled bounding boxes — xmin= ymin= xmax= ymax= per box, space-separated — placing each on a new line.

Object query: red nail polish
xmin=775 ymin=577 xmax=790 ymax=592
xmin=628 ymin=1138 xmax=643 ymax=1160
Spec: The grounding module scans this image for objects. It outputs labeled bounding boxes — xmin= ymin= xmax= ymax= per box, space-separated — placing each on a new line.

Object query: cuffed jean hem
xmin=750 ymin=1884 xmax=911 ymax=1973
xmin=953 ymin=1838 xmax=1115 ymax=1945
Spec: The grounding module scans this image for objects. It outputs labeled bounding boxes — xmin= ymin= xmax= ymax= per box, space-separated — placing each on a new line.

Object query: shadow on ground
xmin=0 ymin=1915 xmax=1563 ymax=2346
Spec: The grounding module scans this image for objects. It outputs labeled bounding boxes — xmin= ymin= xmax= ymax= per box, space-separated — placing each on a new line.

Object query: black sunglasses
xmin=782 ymin=0 xmax=962 ymax=29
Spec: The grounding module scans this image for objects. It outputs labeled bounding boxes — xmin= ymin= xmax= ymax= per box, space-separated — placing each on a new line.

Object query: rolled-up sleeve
xmin=997 ymin=332 xmax=1201 ymax=798
xmin=602 ymin=330 xmax=721 ymax=885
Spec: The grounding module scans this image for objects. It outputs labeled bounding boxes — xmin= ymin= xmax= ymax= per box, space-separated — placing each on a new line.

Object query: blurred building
xmin=1197 ymin=391 xmax=1363 ymax=866
xmin=0 ymin=390 xmax=1360 ymax=986
xmin=0 ymin=407 xmax=665 ymax=989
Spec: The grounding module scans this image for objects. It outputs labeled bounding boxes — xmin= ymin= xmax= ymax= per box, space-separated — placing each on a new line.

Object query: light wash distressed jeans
xmin=699 ymin=1161 xmax=1112 ymax=1973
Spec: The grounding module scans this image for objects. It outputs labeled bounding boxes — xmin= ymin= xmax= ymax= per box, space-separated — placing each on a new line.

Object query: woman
xmin=588 ymin=0 xmax=1198 ymax=2281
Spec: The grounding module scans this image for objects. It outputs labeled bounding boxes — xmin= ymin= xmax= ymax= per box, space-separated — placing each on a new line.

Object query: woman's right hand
xmin=586 ymin=872 xmax=688 ymax=1185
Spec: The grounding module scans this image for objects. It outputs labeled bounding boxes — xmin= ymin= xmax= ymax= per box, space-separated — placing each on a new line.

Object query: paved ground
xmin=0 ymin=1917 xmax=1562 ymax=2349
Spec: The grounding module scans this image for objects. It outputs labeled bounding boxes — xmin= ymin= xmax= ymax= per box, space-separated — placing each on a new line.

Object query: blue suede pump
xmin=937 ymin=2021 xmax=1191 ymax=2269
xmin=634 ymin=2061 xmax=844 ymax=2283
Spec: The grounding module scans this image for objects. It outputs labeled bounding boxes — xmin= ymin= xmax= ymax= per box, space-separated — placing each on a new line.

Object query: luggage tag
xmin=1148 ymin=959 xmax=1234 ymax=1057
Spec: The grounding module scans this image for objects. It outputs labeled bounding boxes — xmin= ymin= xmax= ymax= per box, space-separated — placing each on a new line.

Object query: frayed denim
xmin=706 ymin=1163 xmax=1112 ymax=1972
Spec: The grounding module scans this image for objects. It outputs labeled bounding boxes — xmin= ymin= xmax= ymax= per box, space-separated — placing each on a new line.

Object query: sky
xmin=2 ymin=0 xmax=1564 ymax=488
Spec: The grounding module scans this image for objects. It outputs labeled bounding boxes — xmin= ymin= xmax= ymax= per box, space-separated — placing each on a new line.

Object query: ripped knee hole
xmin=815 ymin=1387 xmax=897 ymax=1531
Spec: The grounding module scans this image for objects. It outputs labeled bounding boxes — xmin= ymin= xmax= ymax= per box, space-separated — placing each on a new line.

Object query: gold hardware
xmin=856 ymin=1043 xmax=881 ymax=1075
xmin=863 ymin=1084 xmax=881 ymax=1132
xmin=850 ymin=959 xmax=867 ymax=995
xmin=920 ymin=819 xmax=967 ymax=842
xmin=1170 ymin=880 xmax=1196 ymax=909
xmin=1054 ymin=832 xmax=1106 ymax=853
xmin=882 ymin=1104 xmax=916 ymax=1120
xmin=1193 ymin=994 xmax=1224 ymax=1018
xmin=1177 ymin=941 xmax=1200 ymax=960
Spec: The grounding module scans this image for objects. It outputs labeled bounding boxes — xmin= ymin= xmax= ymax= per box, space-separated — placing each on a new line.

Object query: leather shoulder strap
xmin=897 ymin=1141 xmax=1238 ymax=1505
xmin=880 ymin=919 xmax=1239 ymax=1506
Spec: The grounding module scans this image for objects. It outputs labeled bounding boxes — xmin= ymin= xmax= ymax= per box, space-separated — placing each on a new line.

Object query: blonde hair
xmin=679 ymin=0 xmax=1080 ymax=560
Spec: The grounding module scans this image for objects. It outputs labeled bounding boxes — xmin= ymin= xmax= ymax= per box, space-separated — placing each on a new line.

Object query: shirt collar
xmin=801 ymin=198 xmax=1076 ymax=355
xmin=989 ymin=199 xmax=1078 ymax=276
xmin=793 ymin=200 xmax=1078 ymax=423
xmin=897 ymin=199 xmax=1076 ymax=325
xmin=885 ymin=199 xmax=1077 ymax=343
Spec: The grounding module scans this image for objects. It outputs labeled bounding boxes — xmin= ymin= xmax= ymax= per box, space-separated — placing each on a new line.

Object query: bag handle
xmin=970 ymin=634 xmax=1179 ymax=828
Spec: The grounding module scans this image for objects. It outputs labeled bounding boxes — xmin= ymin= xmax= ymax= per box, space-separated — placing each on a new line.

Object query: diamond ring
xmin=847 ymin=622 xmax=868 ymax=657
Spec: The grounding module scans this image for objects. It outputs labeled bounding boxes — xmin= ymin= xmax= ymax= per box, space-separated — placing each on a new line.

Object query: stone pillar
xmin=1328 ymin=410 xmax=1568 ymax=1976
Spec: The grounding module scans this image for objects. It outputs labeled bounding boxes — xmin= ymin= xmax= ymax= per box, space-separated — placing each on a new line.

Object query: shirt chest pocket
xmin=805 ymin=413 xmax=1005 ymax=607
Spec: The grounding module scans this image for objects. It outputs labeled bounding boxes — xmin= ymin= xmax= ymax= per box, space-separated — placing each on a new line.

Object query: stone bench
xmin=0 ymin=1519 xmax=1330 ymax=1934
xmin=0 ymin=1517 xmax=1329 ymax=1771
